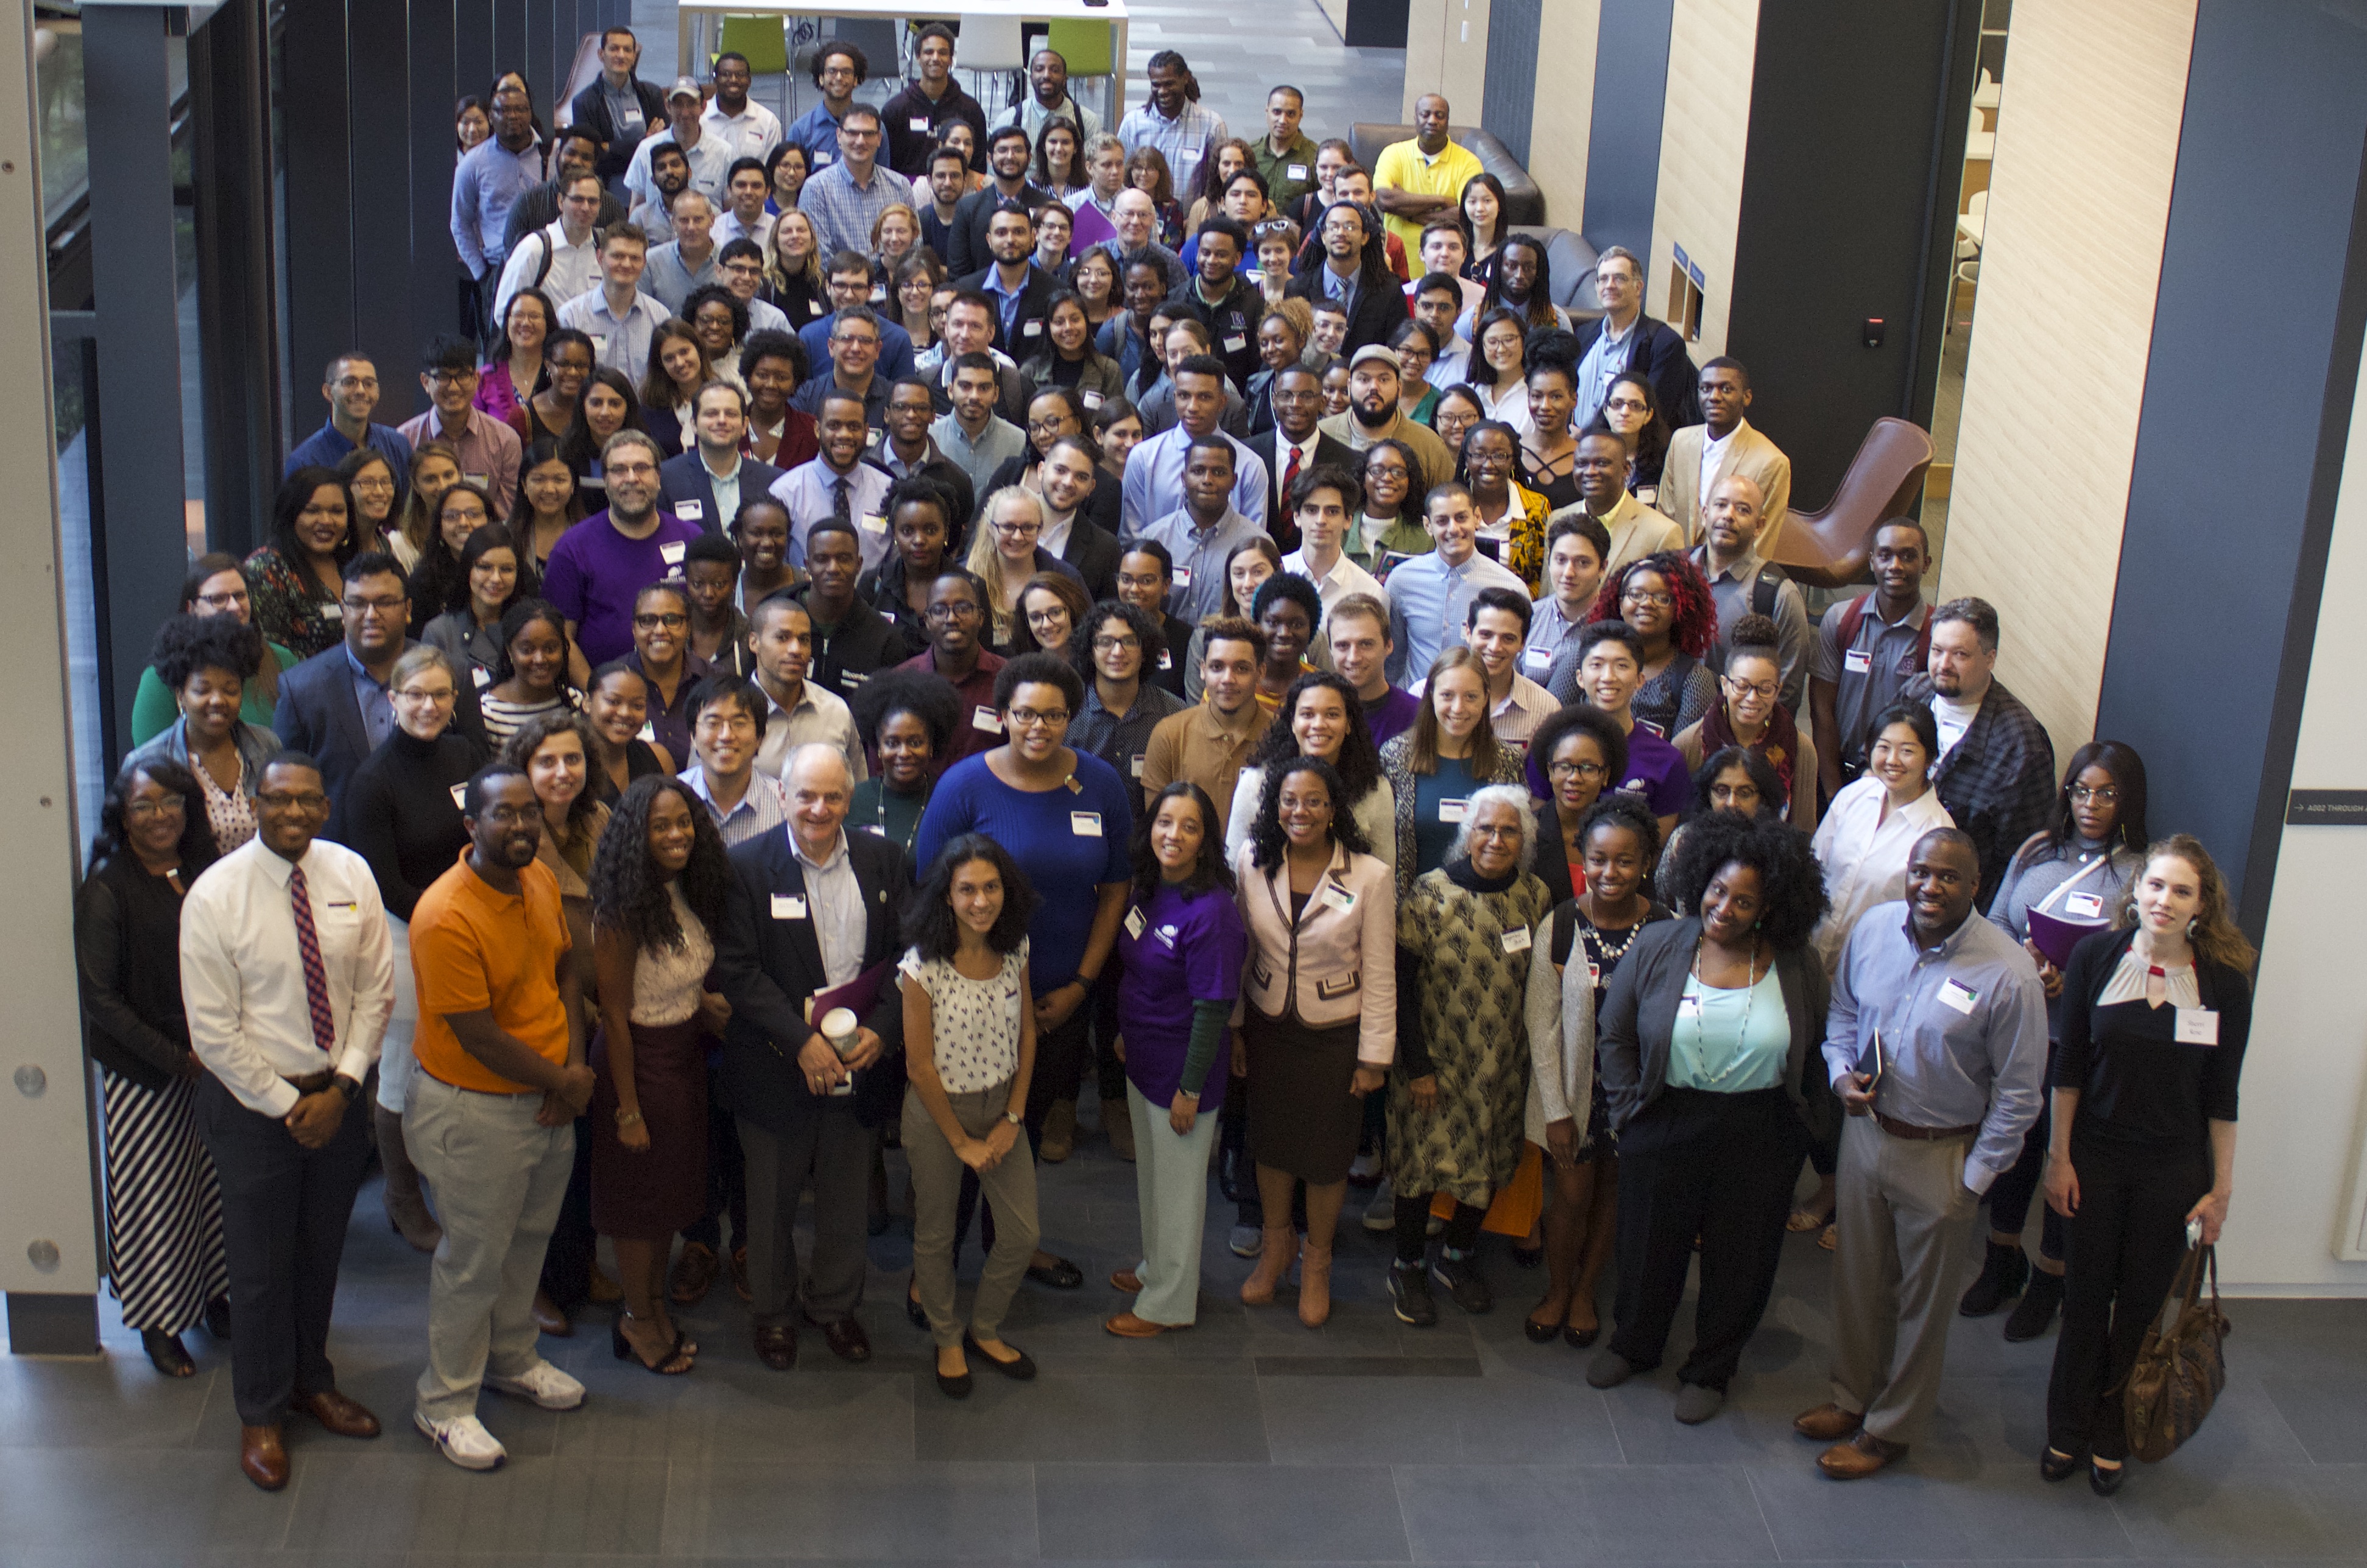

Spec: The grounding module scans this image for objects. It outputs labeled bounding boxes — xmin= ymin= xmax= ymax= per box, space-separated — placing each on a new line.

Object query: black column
xmin=82 ymin=4 xmax=187 ymax=759
xmin=526 ymin=0 xmax=560 ymax=124
xmin=1581 ymin=0 xmax=1672 ymax=261
xmin=349 ymin=0 xmax=416 ymax=415
xmin=282 ymin=0 xmax=356 ymax=432
xmin=2094 ymin=0 xmax=2367 ymax=933
xmin=411 ymin=0 xmax=462 ymax=357
xmin=189 ymin=0 xmax=281 ymax=554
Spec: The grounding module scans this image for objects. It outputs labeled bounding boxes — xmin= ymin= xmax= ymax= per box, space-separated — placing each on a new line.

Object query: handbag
xmin=2122 ymin=1242 xmax=2231 ymax=1462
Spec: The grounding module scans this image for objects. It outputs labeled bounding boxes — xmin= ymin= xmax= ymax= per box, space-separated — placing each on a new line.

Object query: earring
xmin=2187 ymin=916 xmax=2198 ymax=938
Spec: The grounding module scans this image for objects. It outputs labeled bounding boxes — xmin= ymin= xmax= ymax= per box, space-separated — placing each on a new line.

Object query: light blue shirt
xmin=642 ymin=242 xmax=720 ymax=315
xmin=769 ymin=460 xmax=894 ymax=572
xmin=1572 ymin=312 xmax=1637 ymax=429
xmin=556 ymin=287 xmax=675 ymax=384
xmin=451 ymin=138 xmax=546 ymax=275
xmin=1116 ymin=100 xmax=1229 ymax=194
xmin=789 ymin=829 xmax=864 ymax=990
xmin=799 ymin=158 xmax=907 ymax=261
xmin=1522 ymin=594 xmax=1594 ymax=686
xmin=928 ymin=411 xmax=1026 ymax=497
xmin=1382 ymin=548 xmax=1528 ymax=686
xmin=1667 ymin=968 xmax=1791 ymax=1092
xmin=1118 ymin=424 xmax=1269 ymax=540
xmin=1134 ymin=505 xmax=1266 ymax=624
xmin=680 ymin=764 xmax=789 ymax=848
xmin=342 ymin=644 xmax=396 ymax=751
xmin=623 ymin=125 xmax=735 ymax=214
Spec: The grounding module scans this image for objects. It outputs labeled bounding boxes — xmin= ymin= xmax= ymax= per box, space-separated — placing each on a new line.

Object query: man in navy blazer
xmin=713 ymin=743 xmax=911 ymax=1371
xmin=657 ymin=382 xmax=787 ymax=535
xmin=1568 ymin=245 xmax=1696 ymax=429
xmin=272 ymin=551 xmax=487 ymax=843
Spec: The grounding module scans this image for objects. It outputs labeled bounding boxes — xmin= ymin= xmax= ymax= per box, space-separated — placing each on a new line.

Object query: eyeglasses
xmin=1621 ymin=588 xmax=1674 ymax=608
xmin=1547 ymin=759 xmax=1607 ymax=781
xmin=342 ymin=594 xmax=407 ymax=616
xmin=393 ymin=686 xmax=456 ymax=703
xmin=256 ymin=790 xmax=329 ymax=810
xmin=1603 ymin=396 xmax=1650 ymax=415
xmin=1027 ymin=417 xmax=1071 ymax=436
xmin=1006 ymin=706 xmax=1069 ymax=729
xmin=123 ymin=798 xmax=187 ymax=821
xmin=990 ymin=520 xmax=1041 ymax=538
xmin=1467 ymin=823 xmax=1520 ymax=840
xmin=830 ymin=334 xmax=880 ymax=348
xmin=2070 ymin=784 xmax=2119 ymax=803
xmin=428 ymin=368 xmax=477 ymax=385
xmin=633 ymin=612 xmax=689 ymax=630
xmin=926 ymin=602 xmax=982 ymax=621
xmin=1025 ymin=609 xmax=1068 ymax=627
xmin=608 ymin=460 xmax=657 ymax=479
xmin=1090 ymin=634 xmax=1140 ymax=652
xmin=194 ymin=589 xmax=250 ymax=610
xmin=349 ymin=476 xmax=395 ymax=493
xmin=1723 ymin=676 xmax=1778 ymax=701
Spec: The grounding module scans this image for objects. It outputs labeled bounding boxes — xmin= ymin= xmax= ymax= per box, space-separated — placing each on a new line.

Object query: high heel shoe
xmin=141 ymin=1329 xmax=195 ymax=1377
xmin=1297 ymin=1239 xmax=1333 ymax=1328
xmin=610 ymin=1311 xmax=693 ymax=1374
xmin=1240 ymin=1225 xmax=1298 ymax=1306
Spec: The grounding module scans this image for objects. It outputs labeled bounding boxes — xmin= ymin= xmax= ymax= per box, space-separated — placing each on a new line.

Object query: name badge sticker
xmin=1022 ymin=320 xmax=1042 ymax=336
xmin=2065 ymin=891 xmax=2104 ymax=919
xmin=637 ymin=722 xmax=657 ymax=743
xmin=2175 ymin=1007 xmax=2221 ymax=1046
xmin=909 ymin=116 xmax=930 ymax=132
xmin=1938 ymin=978 xmax=1980 ymax=1016
xmin=1843 ymin=649 xmax=1872 ymax=674
xmin=1082 ymin=390 xmax=1104 ymax=409
xmin=861 ymin=513 xmax=887 ymax=533
xmin=1521 ymin=647 xmax=1552 ymax=675
xmin=1157 ymin=649 xmax=1173 ymax=670
xmin=659 ymin=541 xmax=686 ymax=566
xmin=471 ymin=665 xmax=492 ymax=687
xmin=1676 ymin=994 xmax=1702 ymax=1018
xmin=973 ymin=705 xmax=1003 ymax=733
xmin=1321 ymin=882 xmax=1357 ymax=913
xmin=1070 ymin=811 xmax=1103 ymax=837
xmin=322 ymin=602 xmax=344 ymax=621
xmin=1222 ymin=334 xmax=1247 ymax=353
xmin=1130 ymin=754 xmax=1145 ymax=777
xmin=1439 ymin=798 xmax=1469 ymax=824
xmin=771 ymin=894 xmax=808 ymax=920
xmin=1587 ymin=960 xmax=1602 ymax=988
xmin=1172 ymin=565 xmax=1192 ymax=588
xmin=448 ymin=783 xmax=468 ymax=809
xmin=1287 ymin=163 xmax=1308 ymax=180
xmin=676 ymin=499 xmax=705 ymax=521
xmin=1500 ymin=925 xmax=1532 ymax=954
xmin=1124 ymin=907 xmax=1147 ymax=940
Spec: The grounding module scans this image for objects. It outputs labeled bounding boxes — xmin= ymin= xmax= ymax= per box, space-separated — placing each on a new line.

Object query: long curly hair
xmin=149 ymin=613 xmax=265 ymax=690
xmin=1590 ymin=549 xmax=1717 ymax=660
xmin=91 ymin=756 xmax=222 ymax=872
xmin=589 ymin=775 xmax=732 ymax=954
xmin=905 ymin=833 xmax=1040 ymax=962
xmin=1247 ymin=754 xmax=1374 ymax=871
xmin=1127 ymin=781 xmax=1234 ymax=907
xmin=1244 ymin=671 xmax=1381 ymax=806
xmin=499 ymin=709 xmax=607 ymax=833
xmin=1664 ymin=812 xmax=1827 ymax=952
xmin=2126 ymin=832 xmax=2257 ymax=980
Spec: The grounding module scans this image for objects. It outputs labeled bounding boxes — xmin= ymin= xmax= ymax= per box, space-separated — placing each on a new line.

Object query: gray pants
xmin=405 ymin=1073 xmax=574 ymax=1424
xmin=1127 ymin=1080 xmax=1218 ymax=1326
xmin=904 ymin=1078 xmax=1039 ymax=1349
xmin=1829 ymin=1113 xmax=1982 ymax=1444
xmin=738 ymin=1108 xmax=874 ymax=1328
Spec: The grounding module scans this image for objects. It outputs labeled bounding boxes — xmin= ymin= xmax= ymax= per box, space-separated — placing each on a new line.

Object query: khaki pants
xmin=903 ymin=1078 xmax=1040 ymax=1349
xmin=1829 ymin=1114 xmax=1981 ymax=1444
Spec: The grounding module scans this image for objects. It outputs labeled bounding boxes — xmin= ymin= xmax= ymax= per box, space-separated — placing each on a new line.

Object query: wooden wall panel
xmin=1524 ymin=0 xmax=1598 ymax=230
xmin=1939 ymin=0 xmax=2195 ymax=761
xmin=1647 ymin=0 xmax=1757 ymax=360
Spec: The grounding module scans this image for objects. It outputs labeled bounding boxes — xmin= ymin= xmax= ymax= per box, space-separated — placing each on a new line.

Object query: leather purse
xmin=2122 ymin=1242 xmax=2231 ymax=1463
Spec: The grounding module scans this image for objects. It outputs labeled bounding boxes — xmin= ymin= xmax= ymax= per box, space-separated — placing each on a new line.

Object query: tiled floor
xmin=9 ymin=1096 xmax=2367 ymax=1567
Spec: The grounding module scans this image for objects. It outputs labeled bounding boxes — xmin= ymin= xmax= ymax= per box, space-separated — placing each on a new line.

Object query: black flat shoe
xmin=1510 ymin=1245 xmax=1543 ymax=1270
xmin=905 ymin=1274 xmax=928 ymax=1329
xmin=2089 ymin=1460 xmax=2125 ymax=1497
xmin=1025 ymin=1256 xmax=1084 ymax=1290
xmin=141 ymin=1329 xmax=194 ymax=1377
xmin=2039 ymin=1446 xmax=2080 ymax=1483
xmin=1522 ymin=1317 xmax=1559 ymax=1344
xmin=936 ymin=1368 xmax=972 ymax=1399
xmin=964 ymin=1331 xmax=1037 ymax=1380
xmin=1562 ymin=1321 xmax=1601 ymax=1349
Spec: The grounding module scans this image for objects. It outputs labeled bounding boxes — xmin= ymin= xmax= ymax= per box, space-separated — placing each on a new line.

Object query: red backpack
xmin=1832 ymin=592 xmax=1931 ymax=679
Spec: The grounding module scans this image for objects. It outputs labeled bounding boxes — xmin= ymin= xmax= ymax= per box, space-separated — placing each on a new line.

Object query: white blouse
xmin=900 ymin=939 xmax=1029 ymax=1093
xmin=1809 ymin=776 xmax=1955 ymax=976
xmin=2096 ymin=949 xmax=2200 ymax=1009
xmin=629 ymin=885 xmax=714 ymax=1027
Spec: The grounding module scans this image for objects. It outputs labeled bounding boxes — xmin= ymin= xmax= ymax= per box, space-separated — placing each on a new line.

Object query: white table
xmin=677 ymin=0 xmax=1131 ymax=125
xmin=1956 ymin=209 xmax=1985 ymax=248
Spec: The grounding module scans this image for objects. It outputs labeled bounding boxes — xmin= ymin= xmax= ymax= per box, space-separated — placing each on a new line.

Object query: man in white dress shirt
xmin=182 ymin=753 xmax=397 ymax=1491
xmin=702 ymin=52 xmax=783 ymax=163
xmin=1280 ymin=463 xmax=1386 ymax=628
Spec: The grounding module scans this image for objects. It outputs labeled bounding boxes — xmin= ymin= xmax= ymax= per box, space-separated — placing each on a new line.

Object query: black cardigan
xmin=344 ymin=727 xmax=487 ymax=920
xmin=2053 ymin=926 xmax=2251 ymax=1156
xmin=74 ymin=854 xmax=196 ymax=1091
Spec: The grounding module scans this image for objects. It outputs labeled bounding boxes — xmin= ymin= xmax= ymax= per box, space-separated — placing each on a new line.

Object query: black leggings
xmin=1394 ymin=1195 xmax=1484 ymax=1264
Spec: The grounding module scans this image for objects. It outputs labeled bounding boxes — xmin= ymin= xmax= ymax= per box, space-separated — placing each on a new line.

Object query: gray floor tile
xmin=555 ymin=1359 xmax=916 ymax=1463
xmin=1395 ymin=1463 xmax=1776 ymax=1563
xmin=0 ymin=1351 xmax=218 ymax=1450
xmin=2260 ymin=1373 xmax=2367 ymax=1463
xmin=1260 ymin=1374 xmax=1621 ymax=1466
xmin=281 ymin=1449 xmax=669 ymax=1557
xmin=0 ymin=1446 xmax=295 ymax=1553
xmin=2109 ymin=1460 xmax=2359 ymax=1559
xmin=918 ymin=1369 xmax=1268 ymax=1461
xmin=665 ymin=1459 xmax=1037 ymax=1558
xmin=1034 ymin=1461 xmax=1407 ymax=1560
xmin=1745 ymin=1460 xmax=2138 ymax=1560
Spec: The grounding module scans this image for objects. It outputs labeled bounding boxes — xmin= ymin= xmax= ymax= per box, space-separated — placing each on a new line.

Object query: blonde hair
xmin=964 ymin=487 xmax=1046 ymax=645
xmin=766 ymin=209 xmax=824 ymax=295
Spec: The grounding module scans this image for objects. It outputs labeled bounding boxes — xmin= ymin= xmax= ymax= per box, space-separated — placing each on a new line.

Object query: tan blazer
xmin=1546 ymin=490 xmax=1684 ymax=575
xmin=1657 ymin=419 xmax=1793 ymax=556
xmin=1233 ymin=838 xmax=1398 ymax=1064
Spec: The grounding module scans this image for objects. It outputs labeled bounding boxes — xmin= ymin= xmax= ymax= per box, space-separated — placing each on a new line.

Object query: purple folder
xmin=2027 ymin=908 xmax=2109 ymax=970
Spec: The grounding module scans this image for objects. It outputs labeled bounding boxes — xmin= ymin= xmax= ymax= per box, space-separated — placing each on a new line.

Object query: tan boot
xmin=1240 ymin=1225 xmax=1299 ymax=1304
xmin=1102 ymin=1097 xmax=1137 ymax=1161
xmin=374 ymin=1104 xmax=442 ymax=1253
xmin=1040 ymin=1099 xmax=1078 ymax=1162
xmin=1297 ymin=1238 xmax=1334 ymax=1328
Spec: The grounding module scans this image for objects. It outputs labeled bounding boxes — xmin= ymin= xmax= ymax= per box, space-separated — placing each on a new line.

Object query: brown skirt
xmin=588 ymin=1018 xmax=708 ymax=1239
xmin=1243 ymin=1007 xmax=1365 ymax=1184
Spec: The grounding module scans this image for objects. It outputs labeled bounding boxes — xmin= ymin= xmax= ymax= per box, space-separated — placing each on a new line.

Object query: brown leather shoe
xmin=1793 ymin=1402 xmax=1864 ymax=1442
xmin=753 ymin=1323 xmax=797 ymax=1371
xmin=291 ymin=1388 xmax=381 ymax=1440
xmin=531 ymin=1289 xmax=572 ymax=1338
xmin=669 ymin=1242 xmax=720 ymax=1305
xmin=806 ymin=1313 xmax=872 ymax=1363
xmin=730 ymin=1245 xmax=752 ymax=1303
xmin=239 ymin=1424 xmax=289 ymax=1491
xmin=1103 ymin=1310 xmax=1182 ymax=1338
xmin=1818 ymin=1429 xmax=1909 ymax=1479
xmin=1109 ymin=1268 xmax=1143 ymax=1293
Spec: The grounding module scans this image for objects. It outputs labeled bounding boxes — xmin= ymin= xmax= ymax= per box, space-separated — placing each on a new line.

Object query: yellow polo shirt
xmin=1371 ymin=137 xmax=1486 ymax=254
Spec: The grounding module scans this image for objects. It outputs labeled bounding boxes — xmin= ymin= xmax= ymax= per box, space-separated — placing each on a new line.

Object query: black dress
xmin=345 ymin=728 xmax=488 ymax=921
xmin=591 ymin=738 xmax=668 ymax=805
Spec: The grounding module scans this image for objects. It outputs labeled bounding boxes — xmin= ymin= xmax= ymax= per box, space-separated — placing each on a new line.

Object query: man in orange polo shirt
xmin=404 ymin=764 xmax=596 ymax=1471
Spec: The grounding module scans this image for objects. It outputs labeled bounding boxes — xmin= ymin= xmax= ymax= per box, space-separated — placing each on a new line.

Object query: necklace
xmin=1687 ymin=933 xmax=1765 ymax=1087
xmin=873 ymin=780 xmax=930 ymax=854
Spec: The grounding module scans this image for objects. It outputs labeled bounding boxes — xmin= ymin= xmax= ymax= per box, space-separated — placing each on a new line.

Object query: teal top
xmin=1666 ymin=964 xmax=1790 ymax=1092
xmin=1411 ymin=754 xmax=1483 ymax=878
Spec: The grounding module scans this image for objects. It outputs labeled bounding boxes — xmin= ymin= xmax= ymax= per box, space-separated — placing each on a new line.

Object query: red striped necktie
xmin=287 ymin=865 xmax=337 ymax=1053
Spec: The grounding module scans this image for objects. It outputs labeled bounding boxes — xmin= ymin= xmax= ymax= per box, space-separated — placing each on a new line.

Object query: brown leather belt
xmin=282 ymin=1069 xmax=337 ymax=1094
xmin=1875 ymin=1111 xmax=1979 ymax=1141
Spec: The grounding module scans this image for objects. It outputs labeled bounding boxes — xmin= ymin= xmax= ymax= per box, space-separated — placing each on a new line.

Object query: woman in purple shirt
xmin=1105 ymin=782 xmax=1246 ymax=1338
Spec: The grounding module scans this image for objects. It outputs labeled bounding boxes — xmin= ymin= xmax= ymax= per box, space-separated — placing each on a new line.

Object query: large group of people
xmin=78 ymin=32 xmax=2252 ymax=1505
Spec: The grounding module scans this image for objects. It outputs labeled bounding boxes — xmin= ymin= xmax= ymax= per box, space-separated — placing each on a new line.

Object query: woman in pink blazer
xmin=1231 ymin=754 xmax=1397 ymax=1327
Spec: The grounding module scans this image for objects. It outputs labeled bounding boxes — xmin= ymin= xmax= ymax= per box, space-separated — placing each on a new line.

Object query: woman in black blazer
xmin=74 ymin=758 xmax=225 ymax=1376
xmin=2042 ymin=834 xmax=2253 ymax=1496
xmin=1590 ymin=813 xmax=1833 ymax=1426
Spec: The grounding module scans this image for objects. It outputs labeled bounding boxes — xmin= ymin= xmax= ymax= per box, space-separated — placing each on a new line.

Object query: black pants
xmin=684 ymin=1056 xmax=749 ymax=1252
xmin=2045 ymin=1136 xmax=2210 ymax=1460
xmin=1986 ymin=1095 xmax=2065 ymax=1262
xmin=1610 ymin=1086 xmax=1802 ymax=1391
xmin=194 ymin=1073 xmax=372 ymax=1427
xmin=1087 ymin=961 xmax=1128 ymax=1103
xmin=538 ymin=1111 xmax=599 ymax=1310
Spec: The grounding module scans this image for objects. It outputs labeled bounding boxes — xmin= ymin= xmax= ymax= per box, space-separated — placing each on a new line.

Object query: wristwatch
xmin=330 ymin=1074 xmax=362 ymax=1103
xmin=1002 ymin=1110 xmax=1024 ymax=1127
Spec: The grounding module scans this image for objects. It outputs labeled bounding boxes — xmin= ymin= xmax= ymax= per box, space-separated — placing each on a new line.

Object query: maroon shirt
xmin=895 ymin=645 xmax=1007 ymax=774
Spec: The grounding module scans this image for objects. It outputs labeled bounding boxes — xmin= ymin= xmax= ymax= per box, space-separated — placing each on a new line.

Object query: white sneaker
xmin=415 ymin=1410 xmax=507 ymax=1471
xmin=1362 ymin=1180 xmax=1396 ymax=1232
xmin=485 ymin=1360 xmax=586 ymax=1410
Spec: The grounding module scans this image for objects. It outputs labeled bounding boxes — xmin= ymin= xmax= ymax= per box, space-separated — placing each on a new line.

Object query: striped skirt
xmin=102 ymin=1069 xmax=228 ymax=1333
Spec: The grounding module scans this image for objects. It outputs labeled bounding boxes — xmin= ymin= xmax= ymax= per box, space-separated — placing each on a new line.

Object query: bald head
xmin=1702 ymin=473 xmax=1769 ymax=558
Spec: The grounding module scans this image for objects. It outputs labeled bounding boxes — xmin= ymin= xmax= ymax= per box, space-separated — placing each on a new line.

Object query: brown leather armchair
xmin=1766 ymin=418 xmax=1935 ymax=588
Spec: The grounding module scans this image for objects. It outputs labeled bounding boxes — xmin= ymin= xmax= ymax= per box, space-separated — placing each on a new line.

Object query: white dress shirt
xmin=492 ymin=219 xmax=600 ymax=331
xmin=703 ymin=100 xmax=784 ymax=163
xmin=789 ymin=829 xmax=864 ymax=990
xmin=1809 ymin=778 xmax=1957 ymax=976
xmin=180 ymin=837 xmax=397 ymax=1117
xmin=1281 ymin=547 xmax=1388 ymax=622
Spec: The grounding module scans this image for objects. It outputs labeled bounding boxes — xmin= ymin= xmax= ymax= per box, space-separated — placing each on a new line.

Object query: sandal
xmin=1818 ymin=1222 xmax=1837 ymax=1253
xmin=1785 ymin=1208 xmax=1828 ymax=1233
xmin=610 ymin=1311 xmax=694 ymax=1374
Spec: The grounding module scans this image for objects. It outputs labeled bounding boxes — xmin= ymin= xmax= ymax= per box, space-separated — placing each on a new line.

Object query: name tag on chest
xmin=2064 ymin=891 xmax=2104 ymax=919
xmin=660 ymin=541 xmax=686 ymax=566
xmin=1071 ymin=811 xmax=1102 ymax=837
xmin=1938 ymin=978 xmax=1980 ymax=1016
xmin=1124 ymin=907 xmax=1147 ymax=940
xmin=771 ymin=894 xmax=808 ymax=920
xmin=1843 ymin=649 xmax=1872 ymax=673
xmin=2175 ymin=1008 xmax=2220 ymax=1046
xmin=676 ymin=499 xmax=705 ymax=521
xmin=1321 ymin=882 xmax=1357 ymax=914
xmin=1172 ymin=565 xmax=1192 ymax=588
xmin=973 ymin=705 xmax=1003 ymax=733
xmin=1439 ymin=798 xmax=1469 ymax=824
xmin=448 ymin=783 xmax=468 ymax=809
xmin=1500 ymin=925 xmax=1531 ymax=954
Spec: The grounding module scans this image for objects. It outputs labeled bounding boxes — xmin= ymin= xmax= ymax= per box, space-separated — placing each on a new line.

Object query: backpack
xmin=1832 ymin=591 xmax=1932 ymax=678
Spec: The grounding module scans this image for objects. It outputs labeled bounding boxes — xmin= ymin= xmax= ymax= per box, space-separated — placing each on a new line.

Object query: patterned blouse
xmin=1632 ymin=652 xmax=1718 ymax=740
xmin=628 ymin=885 xmax=713 ymax=1027
xmin=244 ymin=544 xmax=346 ymax=659
xmin=899 ymin=939 xmax=1029 ymax=1094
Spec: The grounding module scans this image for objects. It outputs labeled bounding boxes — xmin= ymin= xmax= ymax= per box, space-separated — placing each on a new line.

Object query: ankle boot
xmin=1241 ymin=1225 xmax=1299 ymax=1305
xmin=1102 ymin=1097 xmax=1137 ymax=1161
xmin=1958 ymin=1240 xmax=2030 ymax=1317
xmin=1040 ymin=1099 xmax=1077 ymax=1162
xmin=1297 ymin=1239 xmax=1334 ymax=1328
xmin=373 ymin=1104 xmax=442 ymax=1253
xmin=2003 ymin=1268 xmax=2065 ymax=1341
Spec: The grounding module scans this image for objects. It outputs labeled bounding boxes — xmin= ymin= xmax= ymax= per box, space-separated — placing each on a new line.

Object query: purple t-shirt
xmin=540 ymin=508 xmax=704 ymax=666
xmin=1362 ymin=685 xmax=1421 ymax=751
xmin=1620 ymin=725 xmax=1692 ymax=817
xmin=1115 ymin=879 xmax=1247 ymax=1110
